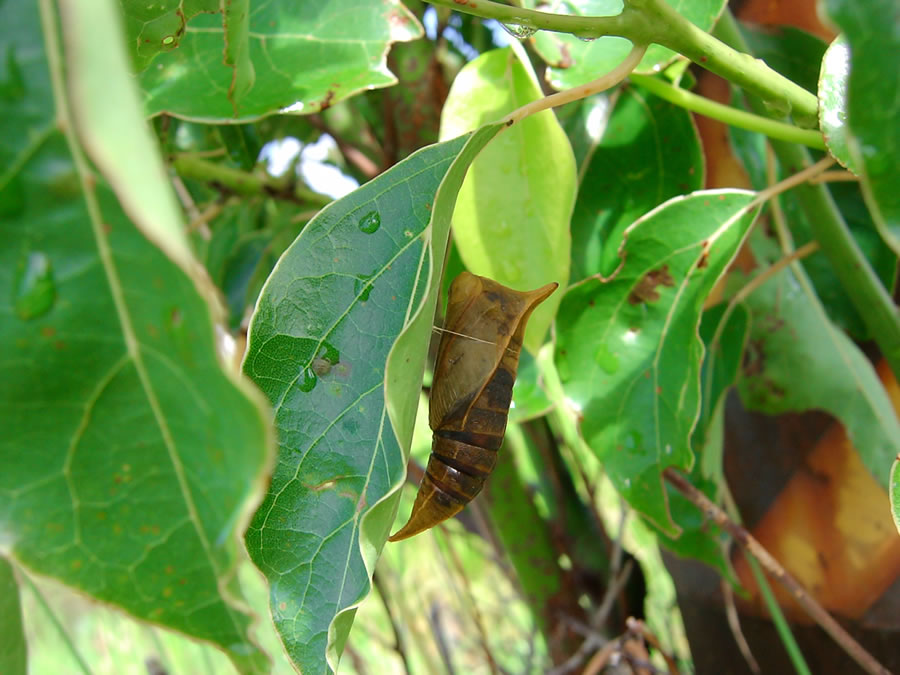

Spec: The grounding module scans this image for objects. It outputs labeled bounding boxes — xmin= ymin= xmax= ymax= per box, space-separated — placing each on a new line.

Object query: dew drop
xmin=354 ymin=274 xmax=374 ymax=301
xmin=575 ymin=33 xmax=597 ymax=42
xmin=14 ymin=251 xmax=56 ymax=320
xmin=500 ymin=22 xmax=537 ymax=39
xmin=357 ymin=210 xmax=381 ymax=234
xmin=298 ymin=367 xmax=318 ymax=392
xmin=594 ymin=343 xmax=620 ymax=374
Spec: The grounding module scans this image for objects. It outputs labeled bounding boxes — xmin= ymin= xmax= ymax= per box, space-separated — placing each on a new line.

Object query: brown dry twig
xmin=663 ymin=467 xmax=890 ymax=675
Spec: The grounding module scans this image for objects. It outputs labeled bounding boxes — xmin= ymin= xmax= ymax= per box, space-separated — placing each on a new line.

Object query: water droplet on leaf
xmin=354 ymin=274 xmax=374 ymax=301
xmin=500 ymin=23 xmax=537 ymax=39
xmin=358 ymin=210 xmax=381 ymax=234
xmin=594 ymin=343 xmax=620 ymax=374
xmin=575 ymin=33 xmax=597 ymax=42
xmin=14 ymin=251 xmax=55 ymax=320
xmin=298 ymin=367 xmax=318 ymax=392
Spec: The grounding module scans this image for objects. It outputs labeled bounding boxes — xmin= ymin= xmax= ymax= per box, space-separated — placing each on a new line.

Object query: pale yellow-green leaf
xmin=440 ymin=47 xmax=574 ymax=353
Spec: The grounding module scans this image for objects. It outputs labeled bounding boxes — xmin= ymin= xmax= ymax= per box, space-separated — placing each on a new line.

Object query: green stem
xmin=630 ymin=73 xmax=825 ymax=150
xmin=426 ymin=0 xmax=818 ymax=124
xmin=716 ymin=10 xmax=900 ymax=380
xmin=171 ymin=155 xmax=332 ymax=206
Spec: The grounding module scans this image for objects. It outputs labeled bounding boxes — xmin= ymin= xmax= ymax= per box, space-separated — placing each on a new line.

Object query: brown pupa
xmin=389 ymin=271 xmax=557 ymax=541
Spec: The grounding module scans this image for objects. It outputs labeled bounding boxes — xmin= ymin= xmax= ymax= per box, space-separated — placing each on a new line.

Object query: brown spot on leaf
xmin=628 ymin=265 xmax=676 ymax=304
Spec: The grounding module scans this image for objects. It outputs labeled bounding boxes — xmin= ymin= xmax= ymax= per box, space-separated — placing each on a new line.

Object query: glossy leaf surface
xmin=569 ymin=85 xmax=704 ymax=281
xmin=440 ymin=47 xmax=574 ymax=353
xmin=1 ymin=3 xmax=273 ymax=671
xmin=525 ymin=0 xmax=726 ymax=89
xmin=131 ymin=0 xmax=421 ymax=121
xmin=556 ymin=191 xmax=759 ymax=533
xmin=891 ymin=457 xmax=900 ymax=536
xmin=824 ymin=0 xmax=900 ymax=254
xmin=243 ymin=126 xmax=503 ymax=673
xmin=818 ymin=35 xmax=857 ymax=172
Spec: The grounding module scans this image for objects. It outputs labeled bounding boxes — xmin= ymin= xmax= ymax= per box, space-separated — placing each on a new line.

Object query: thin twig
xmin=626 ymin=617 xmax=681 ymax=675
xmin=663 ymin=467 xmax=890 ymax=675
xmin=546 ymin=560 xmax=634 ymax=675
xmin=722 ymin=579 xmax=761 ymax=674
xmin=443 ymin=535 xmax=499 ymax=675
xmin=372 ymin=571 xmax=412 ymax=674
xmin=807 ymin=170 xmax=859 ymax=184
xmin=503 ymin=44 xmax=648 ymax=126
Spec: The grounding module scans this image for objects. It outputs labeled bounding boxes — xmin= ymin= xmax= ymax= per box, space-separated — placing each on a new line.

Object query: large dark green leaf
xmin=131 ymin=0 xmax=422 ymax=121
xmin=525 ymin=0 xmax=726 ymax=88
xmin=242 ymin=125 xmax=503 ymax=674
xmin=570 ymin=85 xmax=704 ymax=281
xmin=556 ymin=191 xmax=759 ymax=534
xmin=824 ymin=0 xmax=900 ymax=254
xmin=0 ymin=2 xmax=273 ymax=671
xmin=440 ymin=46 xmax=574 ymax=352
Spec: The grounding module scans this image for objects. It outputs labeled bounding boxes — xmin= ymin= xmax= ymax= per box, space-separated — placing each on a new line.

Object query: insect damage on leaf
xmin=628 ymin=265 xmax=676 ymax=305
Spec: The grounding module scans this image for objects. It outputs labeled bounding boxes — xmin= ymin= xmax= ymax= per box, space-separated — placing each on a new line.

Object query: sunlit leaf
xmin=824 ymin=0 xmax=900 ymax=254
xmin=1 ymin=3 xmax=274 ymax=671
xmin=570 ymin=85 xmax=704 ymax=281
xmin=440 ymin=46 xmax=574 ymax=353
xmin=556 ymin=191 xmax=759 ymax=534
xmin=525 ymin=0 xmax=726 ymax=88
xmin=891 ymin=457 xmax=900 ymax=536
xmin=132 ymin=0 xmax=422 ymax=121
xmin=818 ymin=35 xmax=857 ymax=172
xmin=243 ymin=125 xmax=503 ymax=674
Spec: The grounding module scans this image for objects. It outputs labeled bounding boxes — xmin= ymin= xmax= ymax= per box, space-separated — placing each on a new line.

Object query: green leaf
xmin=728 ymin=76 xmax=897 ymax=340
xmin=0 ymin=558 xmax=26 ymax=675
xmin=818 ymin=35 xmax=857 ymax=172
xmin=243 ymin=125 xmax=503 ymax=674
xmin=570 ymin=85 xmax=704 ymax=281
xmin=510 ymin=350 xmax=554 ymax=423
xmin=735 ymin=243 xmax=900 ymax=491
xmin=440 ymin=47 xmax=574 ymax=352
xmin=695 ymin=302 xmax=750 ymax=455
xmin=1 ymin=3 xmax=274 ymax=672
xmin=824 ymin=0 xmax=900 ymax=254
xmin=653 ymin=303 xmax=749 ymax=577
xmin=525 ymin=0 xmax=726 ymax=89
xmin=556 ymin=190 xmax=759 ymax=534
xmin=891 ymin=457 xmax=900 ymax=536
xmin=136 ymin=0 xmax=422 ymax=121
xmin=64 ymin=0 xmax=191 ymax=270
